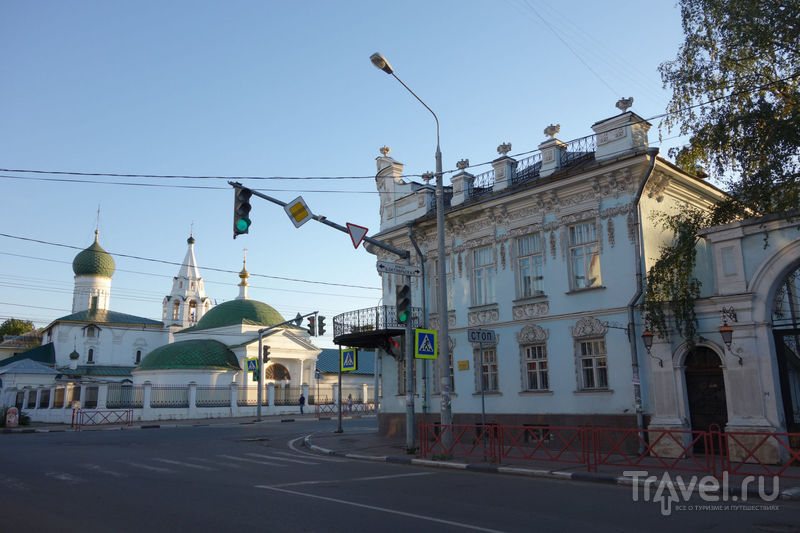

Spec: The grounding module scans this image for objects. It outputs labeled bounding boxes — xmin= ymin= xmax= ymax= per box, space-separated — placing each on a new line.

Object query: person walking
xmin=347 ymin=393 xmax=353 ymax=413
xmin=299 ymin=393 xmax=305 ymax=415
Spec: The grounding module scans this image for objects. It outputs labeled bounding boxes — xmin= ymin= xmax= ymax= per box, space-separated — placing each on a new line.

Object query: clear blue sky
xmin=0 ymin=1 xmax=686 ymax=348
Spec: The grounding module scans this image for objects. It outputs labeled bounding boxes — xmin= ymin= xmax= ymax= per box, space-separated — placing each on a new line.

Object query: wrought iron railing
xmin=468 ymin=168 xmax=495 ymax=200
xmin=107 ymin=384 xmax=144 ymax=408
xmin=273 ymin=386 xmax=303 ymax=406
xmin=196 ymin=386 xmax=230 ymax=408
xmin=150 ymin=385 xmax=189 ymax=408
xmin=333 ymin=305 xmax=422 ymax=339
xmin=512 ymin=152 xmax=542 ymax=186
xmin=560 ymin=134 xmax=596 ymax=167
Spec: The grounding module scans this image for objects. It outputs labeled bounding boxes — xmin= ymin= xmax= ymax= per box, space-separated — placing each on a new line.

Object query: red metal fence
xmin=419 ymin=423 xmax=800 ymax=479
xmin=72 ymin=409 xmax=133 ymax=430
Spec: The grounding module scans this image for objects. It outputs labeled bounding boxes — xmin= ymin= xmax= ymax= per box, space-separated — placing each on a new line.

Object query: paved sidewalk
xmin=305 ymin=429 xmax=800 ymax=503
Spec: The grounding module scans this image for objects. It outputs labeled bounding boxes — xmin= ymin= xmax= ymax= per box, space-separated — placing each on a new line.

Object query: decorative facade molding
xmin=500 ymin=242 xmax=507 ymax=270
xmin=512 ymin=301 xmax=550 ymax=320
xmin=646 ymin=170 xmax=670 ymax=202
xmin=607 ymin=218 xmax=615 ymax=248
xmin=516 ymin=324 xmax=549 ymax=343
xmin=570 ymin=316 xmax=608 ymax=339
xmin=626 ymin=211 xmax=637 ymax=244
xmin=429 ymin=314 xmax=457 ymax=331
xmin=468 ymin=307 xmax=499 ymax=326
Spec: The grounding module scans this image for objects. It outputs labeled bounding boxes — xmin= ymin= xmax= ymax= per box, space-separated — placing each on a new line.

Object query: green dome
xmin=73 ymin=233 xmax=115 ymax=277
xmin=188 ymin=299 xmax=285 ymax=332
xmin=138 ymin=339 xmax=240 ymax=371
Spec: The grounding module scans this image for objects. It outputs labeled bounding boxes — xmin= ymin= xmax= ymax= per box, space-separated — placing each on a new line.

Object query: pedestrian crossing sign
xmin=246 ymin=358 xmax=258 ymax=372
xmin=341 ymin=348 xmax=357 ymax=372
xmin=414 ymin=329 xmax=437 ymax=359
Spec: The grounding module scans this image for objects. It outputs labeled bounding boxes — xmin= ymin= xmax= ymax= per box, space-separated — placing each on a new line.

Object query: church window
xmin=135 ymin=350 xmax=142 ymax=364
xmin=90 ymin=295 xmax=98 ymax=310
xmin=87 ymin=348 xmax=94 ymax=363
xmin=189 ymin=301 xmax=197 ymax=323
xmin=190 ymin=282 xmax=195 ymax=290
xmin=172 ymin=301 xmax=180 ymax=320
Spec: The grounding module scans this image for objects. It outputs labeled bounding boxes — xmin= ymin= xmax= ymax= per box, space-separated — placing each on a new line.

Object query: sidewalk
xmin=305 ymin=429 xmax=800 ymax=503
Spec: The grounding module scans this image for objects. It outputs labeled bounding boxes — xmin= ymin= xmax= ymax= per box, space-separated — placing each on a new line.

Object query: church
xmin=0 ymin=231 xmax=322 ymax=422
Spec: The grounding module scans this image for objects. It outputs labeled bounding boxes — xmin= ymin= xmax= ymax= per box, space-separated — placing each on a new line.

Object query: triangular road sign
xmin=346 ymin=223 xmax=368 ymax=249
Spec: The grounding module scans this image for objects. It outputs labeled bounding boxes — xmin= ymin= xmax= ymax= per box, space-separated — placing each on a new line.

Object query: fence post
xmin=230 ymin=382 xmax=239 ymax=417
xmin=188 ymin=382 xmax=198 ymax=419
xmin=267 ymin=382 xmax=275 ymax=411
xmin=142 ymin=381 xmax=152 ymax=421
xmin=97 ymin=382 xmax=108 ymax=410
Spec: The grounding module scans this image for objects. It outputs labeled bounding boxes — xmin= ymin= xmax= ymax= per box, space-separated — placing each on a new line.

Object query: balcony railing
xmin=334 ymin=305 xmax=422 ymax=339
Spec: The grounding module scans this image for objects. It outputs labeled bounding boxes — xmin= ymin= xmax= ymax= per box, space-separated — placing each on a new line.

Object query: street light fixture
xmin=641 ymin=329 xmax=663 ymax=368
xmin=371 ymin=52 xmax=452 ymax=439
xmin=719 ymin=307 xmax=741 ymax=365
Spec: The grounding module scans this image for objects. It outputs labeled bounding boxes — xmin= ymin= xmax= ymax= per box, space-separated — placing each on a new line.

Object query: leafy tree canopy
xmin=659 ymin=0 xmax=800 ymax=217
xmin=0 ymin=318 xmax=36 ymax=338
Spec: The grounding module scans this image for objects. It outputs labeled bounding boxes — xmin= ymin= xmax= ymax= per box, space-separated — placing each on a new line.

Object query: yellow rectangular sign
xmin=457 ymin=360 xmax=470 ymax=371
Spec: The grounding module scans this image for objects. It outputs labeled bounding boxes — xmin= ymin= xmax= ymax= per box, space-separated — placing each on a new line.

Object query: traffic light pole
xmin=404 ymin=271 xmax=415 ymax=451
xmin=256 ymin=311 xmax=317 ymax=421
xmin=228 ymin=182 xmax=409 ymax=260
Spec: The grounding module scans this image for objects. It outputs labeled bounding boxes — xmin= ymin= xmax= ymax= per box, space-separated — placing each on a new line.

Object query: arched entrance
xmin=772 ymin=264 xmax=800 ymax=433
xmin=685 ymin=347 xmax=727 ymax=451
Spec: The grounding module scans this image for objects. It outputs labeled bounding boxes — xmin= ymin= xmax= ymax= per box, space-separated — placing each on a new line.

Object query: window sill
xmin=566 ymin=286 xmax=606 ymax=295
xmin=472 ymin=391 xmax=502 ymax=397
xmin=513 ymin=294 xmax=548 ymax=305
xmin=519 ymin=390 xmax=554 ymax=396
xmin=467 ymin=304 xmax=499 ymax=313
xmin=432 ymin=393 xmax=458 ymax=398
xmin=573 ymin=389 xmax=613 ymax=394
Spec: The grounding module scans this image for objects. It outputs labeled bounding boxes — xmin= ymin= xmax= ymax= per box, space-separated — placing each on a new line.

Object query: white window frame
xmin=517 ymin=233 xmax=544 ymax=298
xmin=475 ymin=347 xmax=499 ymax=393
xmin=568 ymin=221 xmax=601 ymax=290
xmin=472 ymin=246 xmax=496 ymax=306
xmin=523 ymin=344 xmax=549 ymax=391
xmin=578 ymin=338 xmax=608 ymax=390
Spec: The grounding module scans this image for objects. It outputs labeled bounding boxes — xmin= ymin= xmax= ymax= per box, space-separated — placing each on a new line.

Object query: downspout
xmin=407 ymin=222 xmax=428 ymax=413
xmin=629 ymin=147 xmax=659 ymax=437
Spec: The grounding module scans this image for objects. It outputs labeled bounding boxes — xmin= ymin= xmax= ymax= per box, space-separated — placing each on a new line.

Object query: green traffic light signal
xmin=235 ymin=217 xmax=251 ymax=232
xmin=396 ymin=285 xmax=411 ymax=324
xmin=233 ymin=187 xmax=253 ymax=239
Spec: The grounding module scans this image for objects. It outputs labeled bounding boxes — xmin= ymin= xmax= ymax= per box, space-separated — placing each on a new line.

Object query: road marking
xmin=255 ymin=485 xmax=505 ymax=532
xmin=190 ymin=457 xmax=242 ymax=469
xmin=268 ymin=472 xmax=435 ymax=489
xmin=154 ymin=458 xmax=215 ymax=470
xmin=245 ymin=453 xmax=318 ymax=465
xmin=0 ymin=475 xmax=28 ymax=491
xmin=218 ymin=454 xmax=288 ymax=467
xmin=120 ymin=461 xmax=174 ymax=473
xmin=80 ymin=463 xmax=127 ymax=478
xmin=45 ymin=472 xmax=85 ymax=484
xmin=348 ymin=472 xmax=434 ymax=482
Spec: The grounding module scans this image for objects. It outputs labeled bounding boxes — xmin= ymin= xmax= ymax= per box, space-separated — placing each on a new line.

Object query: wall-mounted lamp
xmin=641 ymin=329 xmax=663 ymax=367
xmin=719 ymin=306 xmax=741 ymax=365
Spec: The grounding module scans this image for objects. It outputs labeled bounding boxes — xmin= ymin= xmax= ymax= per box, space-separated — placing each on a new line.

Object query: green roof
xmin=55 ymin=309 xmax=163 ymax=326
xmin=73 ymin=236 xmax=115 ymax=277
xmin=59 ymin=365 xmax=135 ymax=377
xmin=182 ymin=299 xmax=285 ymax=332
xmin=138 ymin=339 xmax=241 ymax=371
xmin=0 ymin=342 xmax=55 ymax=367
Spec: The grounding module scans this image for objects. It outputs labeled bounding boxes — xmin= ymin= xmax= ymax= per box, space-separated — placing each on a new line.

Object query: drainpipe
xmin=628 ymin=147 xmax=659 ymax=437
xmin=407 ymin=222 xmax=428 ymax=413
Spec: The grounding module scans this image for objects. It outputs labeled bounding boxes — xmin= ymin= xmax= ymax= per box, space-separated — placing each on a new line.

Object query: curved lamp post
xmin=370 ymin=53 xmax=453 ymax=438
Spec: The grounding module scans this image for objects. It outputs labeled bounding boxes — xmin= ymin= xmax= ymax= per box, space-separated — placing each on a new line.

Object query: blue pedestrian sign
xmin=246 ymin=358 xmax=258 ymax=372
xmin=341 ymin=348 xmax=357 ymax=372
xmin=415 ymin=329 xmax=437 ymax=359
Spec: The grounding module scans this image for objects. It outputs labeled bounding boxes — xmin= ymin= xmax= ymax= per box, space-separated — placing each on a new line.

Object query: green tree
xmin=0 ymin=318 xmax=36 ymax=338
xmin=659 ymin=0 xmax=800 ymax=216
xmin=646 ymin=0 xmax=800 ymax=341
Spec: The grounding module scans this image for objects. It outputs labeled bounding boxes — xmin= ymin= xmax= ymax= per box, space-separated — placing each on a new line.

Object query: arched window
xmin=135 ymin=350 xmax=142 ymax=364
xmin=172 ymin=301 xmax=180 ymax=320
xmin=88 ymin=348 xmax=94 ymax=363
xmin=189 ymin=300 xmax=197 ymax=323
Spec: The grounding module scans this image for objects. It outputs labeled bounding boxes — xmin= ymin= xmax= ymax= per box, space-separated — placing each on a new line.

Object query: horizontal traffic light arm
xmin=228 ymin=181 xmax=409 ymax=260
xmin=257 ymin=311 xmax=318 ymax=336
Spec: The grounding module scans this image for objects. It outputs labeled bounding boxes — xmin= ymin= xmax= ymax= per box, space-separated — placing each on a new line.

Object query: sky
xmin=0 ymin=0 xmax=688 ymax=348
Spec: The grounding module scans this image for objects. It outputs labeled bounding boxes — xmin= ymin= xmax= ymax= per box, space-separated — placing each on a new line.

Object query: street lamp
xmin=371 ymin=52 xmax=452 ymax=436
xmin=719 ymin=307 xmax=741 ymax=365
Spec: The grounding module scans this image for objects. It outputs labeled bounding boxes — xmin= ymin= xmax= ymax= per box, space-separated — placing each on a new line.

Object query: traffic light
xmin=385 ymin=335 xmax=403 ymax=358
xmin=307 ymin=316 xmax=316 ymax=336
xmin=263 ymin=345 xmax=270 ymax=361
xmin=396 ymin=284 xmax=411 ymax=324
xmin=317 ymin=316 xmax=326 ymax=336
xmin=233 ymin=187 xmax=253 ymax=238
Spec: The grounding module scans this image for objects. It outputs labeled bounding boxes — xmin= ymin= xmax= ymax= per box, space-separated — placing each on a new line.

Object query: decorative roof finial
xmin=497 ymin=143 xmax=512 ymax=156
xmin=616 ymin=97 xmax=634 ymax=113
xmin=544 ymin=124 xmax=561 ymax=139
xmin=379 ymin=145 xmax=391 ymax=157
xmin=421 ymin=172 xmax=434 ymax=184
xmin=456 ymin=159 xmax=470 ymax=170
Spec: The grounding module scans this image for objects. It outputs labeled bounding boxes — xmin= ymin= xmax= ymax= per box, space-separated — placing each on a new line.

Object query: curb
xmin=303 ymin=435 xmax=800 ymax=502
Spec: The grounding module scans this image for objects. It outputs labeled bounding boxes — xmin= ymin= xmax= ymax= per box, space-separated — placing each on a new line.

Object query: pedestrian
xmin=299 ymin=393 xmax=305 ymax=415
xmin=347 ymin=393 xmax=353 ymax=413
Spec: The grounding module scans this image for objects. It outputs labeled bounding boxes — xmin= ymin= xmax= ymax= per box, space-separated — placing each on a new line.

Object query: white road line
xmin=80 ymin=463 xmax=127 ymax=478
xmin=45 ymin=472 xmax=85 ymax=484
xmin=154 ymin=458 xmax=216 ymax=471
xmin=120 ymin=461 xmax=174 ymax=473
xmin=255 ymin=485 xmax=505 ymax=533
xmin=0 ymin=475 xmax=28 ymax=491
xmin=245 ymin=453 xmax=318 ymax=465
xmin=348 ymin=472 xmax=434 ymax=482
xmin=190 ymin=457 xmax=242 ymax=469
xmin=217 ymin=454 xmax=288 ymax=467
xmin=268 ymin=472 xmax=435 ymax=489
xmin=281 ymin=445 xmax=348 ymax=463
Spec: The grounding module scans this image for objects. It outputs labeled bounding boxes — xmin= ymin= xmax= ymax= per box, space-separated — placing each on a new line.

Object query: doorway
xmin=685 ymin=347 xmax=727 ymax=451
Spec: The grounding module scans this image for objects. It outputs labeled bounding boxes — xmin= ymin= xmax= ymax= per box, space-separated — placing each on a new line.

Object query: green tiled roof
xmin=138 ymin=339 xmax=241 ymax=371
xmin=55 ymin=309 xmax=163 ymax=326
xmin=59 ymin=365 xmax=135 ymax=377
xmin=73 ymin=237 xmax=115 ymax=277
xmin=182 ymin=299 xmax=285 ymax=332
xmin=0 ymin=342 xmax=55 ymax=367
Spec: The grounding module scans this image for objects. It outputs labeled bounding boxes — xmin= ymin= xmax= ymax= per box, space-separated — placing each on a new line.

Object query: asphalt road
xmin=2 ymin=419 xmax=799 ymax=532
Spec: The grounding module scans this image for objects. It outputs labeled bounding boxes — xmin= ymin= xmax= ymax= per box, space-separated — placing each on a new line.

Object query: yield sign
xmin=346 ymin=223 xmax=368 ymax=249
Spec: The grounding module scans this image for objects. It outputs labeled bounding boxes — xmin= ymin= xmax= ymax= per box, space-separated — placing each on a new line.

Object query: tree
xmin=0 ymin=318 xmax=36 ymax=338
xmin=659 ymin=0 xmax=800 ymax=217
